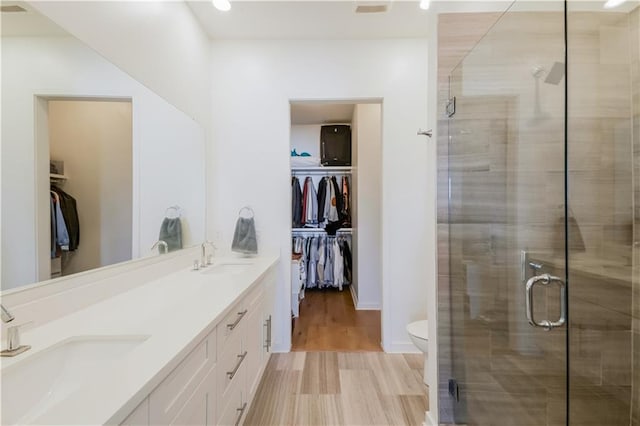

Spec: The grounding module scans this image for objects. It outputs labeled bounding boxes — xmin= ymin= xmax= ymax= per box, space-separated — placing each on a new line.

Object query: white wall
xmin=353 ymin=104 xmax=382 ymax=309
xmin=290 ymin=125 xmax=321 ymax=157
xmin=28 ymin=0 xmax=211 ymax=128
xmin=49 ymin=100 xmax=133 ymax=276
xmin=210 ymin=39 xmax=431 ymax=352
xmin=426 ymin=9 xmax=440 ymax=425
xmin=1 ymin=36 xmax=205 ymax=290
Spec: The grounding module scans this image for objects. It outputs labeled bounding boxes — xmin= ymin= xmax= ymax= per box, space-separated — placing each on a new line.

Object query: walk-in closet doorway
xmin=289 ymin=99 xmax=383 ymax=352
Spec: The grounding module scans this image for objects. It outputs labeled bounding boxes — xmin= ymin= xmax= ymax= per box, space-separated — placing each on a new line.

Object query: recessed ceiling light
xmin=603 ymin=0 xmax=628 ymax=9
xmin=419 ymin=0 xmax=430 ymax=10
xmin=212 ymin=0 xmax=231 ymax=12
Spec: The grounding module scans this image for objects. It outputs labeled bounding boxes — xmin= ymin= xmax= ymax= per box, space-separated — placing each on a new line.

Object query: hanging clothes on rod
xmin=292 ymin=172 xmax=351 ymax=231
xmin=301 ymin=176 xmax=318 ymax=227
xmin=292 ymin=233 xmax=352 ymax=290
xmin=341 ymin=175 xmax=351 ymax=227
xmin=317 ymin=177 xmax=330 ymax=227
xmin=50 ymin=190 xmax=69 ymax=257
xmin=50 ymin=185 xmax=80 ymax=258
xmin=292 ymin=176 xmax=303 ymax=228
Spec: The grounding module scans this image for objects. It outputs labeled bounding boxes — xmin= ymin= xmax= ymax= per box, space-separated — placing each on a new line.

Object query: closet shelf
xmin=291 ymin=166 xmax=352 ymax=174
xmin=50 ymin=173 xmax=68 ymax=181
xmin=292 ymin=227 xmax=352 ymax=233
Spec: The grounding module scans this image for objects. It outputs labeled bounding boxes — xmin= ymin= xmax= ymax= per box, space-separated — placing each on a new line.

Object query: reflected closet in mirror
xmin=1 ymin=4 xmax=206 ymax=291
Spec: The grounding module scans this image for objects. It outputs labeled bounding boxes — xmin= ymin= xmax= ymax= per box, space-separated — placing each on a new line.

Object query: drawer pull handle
xmin=227 ymin=351 xmax=248 ymax=379
xmin=227 ymin=309 xmax=248 ymax=330
xmin=234 ymin=402 xmax=248 ymax=426
xmin=263 ymin=315 xmax=272 ymax=352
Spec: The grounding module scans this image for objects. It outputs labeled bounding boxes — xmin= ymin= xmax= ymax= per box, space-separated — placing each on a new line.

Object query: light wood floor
xmin=291 ymin=289 xmax=382 ymax=352
xmin=245 ymin=352 xmax=428 ymax=426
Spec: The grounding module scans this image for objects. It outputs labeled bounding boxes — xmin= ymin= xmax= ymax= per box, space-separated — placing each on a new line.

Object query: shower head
xmin=531 ymin=62 xmax=565 ymax=85
xmin=544 ymin=62 xmax=565 ymax=85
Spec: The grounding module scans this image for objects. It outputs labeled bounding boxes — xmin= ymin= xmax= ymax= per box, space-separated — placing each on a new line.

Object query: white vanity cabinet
xmin=119 ymin=268 xmax=274 ymax=426
xmin=120 ymin=398 xmax=149 ymax=426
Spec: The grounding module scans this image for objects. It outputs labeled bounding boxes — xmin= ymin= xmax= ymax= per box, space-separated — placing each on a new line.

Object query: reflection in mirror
xmin=1 ymin=3 xmax=206 ymax=291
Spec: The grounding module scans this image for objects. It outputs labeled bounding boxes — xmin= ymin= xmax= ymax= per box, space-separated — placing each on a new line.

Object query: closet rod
xmin=292 ymin=228 xmax=352 ymax=233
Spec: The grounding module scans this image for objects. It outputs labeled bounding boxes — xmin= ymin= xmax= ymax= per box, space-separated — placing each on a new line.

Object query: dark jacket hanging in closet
xmin=292 ymin=176 xmax=303 ymax=227
xmin=51 ymin=186 xmax=80 ymax=251
xmin=317 ymin=177 xmax=328 ymax=225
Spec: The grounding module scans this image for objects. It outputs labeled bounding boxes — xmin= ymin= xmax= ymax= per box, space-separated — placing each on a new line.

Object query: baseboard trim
xmin=425 ymin=410 xmax=438 ymax=426
xmin=355 ymin=301 xmax=381 ymax=310
xmin=385 ymin=342 xmax=421 ymax=353
xmin=271 ymin=343 xmax=290 ymax=353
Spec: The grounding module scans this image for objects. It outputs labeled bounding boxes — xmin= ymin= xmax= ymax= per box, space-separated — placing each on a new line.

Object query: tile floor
xmin=245 ymin=352 xmax=428 ymax=426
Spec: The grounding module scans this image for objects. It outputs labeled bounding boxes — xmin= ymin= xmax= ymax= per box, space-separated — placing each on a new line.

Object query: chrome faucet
xmin=1 ymin=304 xmax=14 ymax=323
xmin=1 ymin=304 xmax=31 ymax=357
xmin=200 ymin=240 xmax=217 ymax=268
xmin=151 ymin=240 xmax=169 ymax=254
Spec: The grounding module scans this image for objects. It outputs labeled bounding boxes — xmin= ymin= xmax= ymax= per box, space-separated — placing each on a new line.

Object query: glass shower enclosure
xmin=439 ymin=0 xmax=639 ymax=424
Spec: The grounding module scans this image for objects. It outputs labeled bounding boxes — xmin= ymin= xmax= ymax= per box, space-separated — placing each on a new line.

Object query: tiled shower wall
xmin=632 ymin=5 xmax=640 ymax=424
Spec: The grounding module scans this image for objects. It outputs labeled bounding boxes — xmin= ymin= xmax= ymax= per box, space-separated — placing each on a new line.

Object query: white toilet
xmin=406 ymin=320 xmax=429 ymax=385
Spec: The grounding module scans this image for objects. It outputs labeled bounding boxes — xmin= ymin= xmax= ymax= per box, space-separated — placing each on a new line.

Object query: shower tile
xmin=601 ymin=330 xmax=632 ymax=386
xmin=600 ymin=25 xmax=631 ymax=65
xmin=570 ymin=385 xmax=631 ymax=425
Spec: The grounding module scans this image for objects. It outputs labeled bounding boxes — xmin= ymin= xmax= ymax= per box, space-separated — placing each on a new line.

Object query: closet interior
xmin=42 ymin=99 xmax=133 ymax=280
xmin=290 ymin=101 xmax=382 ymax=351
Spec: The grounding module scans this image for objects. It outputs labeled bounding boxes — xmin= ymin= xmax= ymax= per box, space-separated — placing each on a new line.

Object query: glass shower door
xmin=440 ymin=1 xmax=568 ymax=424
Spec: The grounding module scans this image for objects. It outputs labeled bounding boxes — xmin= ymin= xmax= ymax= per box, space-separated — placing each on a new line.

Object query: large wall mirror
xmin=1 ymin=3 xmax=206 ymax=291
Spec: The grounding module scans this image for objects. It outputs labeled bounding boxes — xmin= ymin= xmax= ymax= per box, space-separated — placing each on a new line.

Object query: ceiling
xmin=290 ymin=102 xmax=356 ymax=125
xmin=188 ymin=0 xmax=640 ymax=40
xmin=187 ymin=1 xmax=431 ymax=40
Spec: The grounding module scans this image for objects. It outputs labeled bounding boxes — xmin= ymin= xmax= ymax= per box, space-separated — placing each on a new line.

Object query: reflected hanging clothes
xmin=51 ymin=186 xmax=80 ymax=251
xmin=50 ymin=186 xmax=79 ymax=258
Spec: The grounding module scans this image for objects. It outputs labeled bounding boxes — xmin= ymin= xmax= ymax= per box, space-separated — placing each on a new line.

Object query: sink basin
xmin=1 ymin=335 xmax=148 ymax=425
xmin=202 ymin=262 xmax=252 ymax=275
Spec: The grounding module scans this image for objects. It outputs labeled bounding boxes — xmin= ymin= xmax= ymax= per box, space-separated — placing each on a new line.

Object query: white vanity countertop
xmin=0 ymin=255 xmax=279 ymax=426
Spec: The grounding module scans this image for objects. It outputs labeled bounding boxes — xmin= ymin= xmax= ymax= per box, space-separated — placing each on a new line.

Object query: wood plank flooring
xmin=245 ymin=352 xmax=428 ymax=426
xmin=291 ymin=289 xmax=382 ymax=352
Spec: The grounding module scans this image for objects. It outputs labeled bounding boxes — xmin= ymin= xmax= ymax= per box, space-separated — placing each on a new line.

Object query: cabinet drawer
xmin=170 ymin=365 xmax=216 ymax=426
xmin=217 ymin=328 xmax=244 ymax=402
xmin=217 ymin=366 xmax=246 ymax=426
xmin=217 ymin=301 xmax=247 ymax=351
xmin=149 ymin=335 xmax=215 ymax=425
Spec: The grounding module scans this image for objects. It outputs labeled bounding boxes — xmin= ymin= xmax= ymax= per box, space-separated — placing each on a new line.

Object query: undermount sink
xmin=202 ymin=262 xmax=252 ymax=275
xmin=1 ymin=335 xmax=148 ymax=425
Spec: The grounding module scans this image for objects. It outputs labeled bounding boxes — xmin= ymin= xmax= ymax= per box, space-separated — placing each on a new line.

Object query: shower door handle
xmin=525 ymin=273 xmax=566 ymax=331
